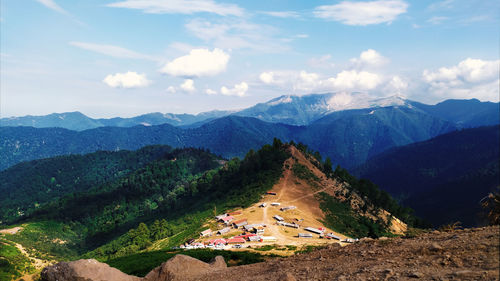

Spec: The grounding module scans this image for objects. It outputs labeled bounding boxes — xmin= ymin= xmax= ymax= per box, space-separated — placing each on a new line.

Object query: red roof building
xmin=226 ymin=238 xmax=246 ymax=244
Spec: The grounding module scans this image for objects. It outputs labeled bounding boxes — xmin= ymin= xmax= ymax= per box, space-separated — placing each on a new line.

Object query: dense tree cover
xmin=6 ymin=140 xmax=289 ymax=260
xmin=355 ymin=125 xmax=500 ymax=226
xmin=86 ymin=139 xmax=290 ymax=259
xmin=24 ymin=148 xmax=221 ymax=249
xmin=0 ymin=145 xmax=173 ymax=223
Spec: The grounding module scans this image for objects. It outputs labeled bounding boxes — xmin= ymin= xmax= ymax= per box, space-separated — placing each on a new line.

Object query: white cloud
xmin=35 ymin=0 xmax=69 ymax=15
xmin=70 ymin=41 xmax=155 ymax=60
xmin=103 ymin=72 xmax=151 ymax=88
xmin=205 ymin=89 xmax=217 ymax=95
xmin=260 ymin=11 xmax=300 ymax=18
xmin=220 ymin=82 xmax=248 ymax=97
xmin=350 ymin=49 xmax=388 ymax=68
xmin=259 ymin=72 xmax=275 ymax=84
xmin=180 ymin=79 xmax=196 ymax=92
xmin=314 ymin=0 xmax=408 ymax=26
xmin=384 ymin=75 xmax=408 ymax=94
xmin=160 ymin=48 xmax=229 ymax=78
xmin=327 ymin=70 xmax=382 ymax=90
xmin=260 ymin=69 xmax=384 ymax=93
xmin=107 ymin=0 xmax=244 ymax=16
xmin=423 ymin=58 xmax=500 ymax=101
xmin=166 ymin=86 xmax=176 ymax=94
xmin=185 ymin=18 xmax=288 ymax=52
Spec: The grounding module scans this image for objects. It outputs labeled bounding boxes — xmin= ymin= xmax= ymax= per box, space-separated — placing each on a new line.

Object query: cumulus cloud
xmin=314 ymin=0 xmax=408 ymax=26
xmin=166 ymin=86 xmax=176 ymax=94
xmin=423 ymin=58 xmax=500 ymax=101
xmin=180 ymin=79 xmax=196 ymax=92
xmin=70 ymin=41 xmax=155 ymax=60
xmin=350 ymin=49 xmax=388 ymax=68
xmin=205 ymin=89 xmax=217 ymax=95
xmin=103 ymin=71 xmax=151 ymax=88
xmin=327 ymin=70 xmax=382 ymax=90
xmin=260 ymin=69 xmax=385 ymax=93
xmin=384 ymin=75 xmax=408 ymax=95
xmin=221 ymin=82 xmax=249 ymax=97
xmin=107 ymin=0 xmax=244 ymax=16
xmin=160 ymin=48 xmax=229 ymax=78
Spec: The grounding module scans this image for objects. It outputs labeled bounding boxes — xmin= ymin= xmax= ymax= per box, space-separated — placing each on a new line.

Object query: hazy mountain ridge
xmin=0 ymin=106 xmax=455 ymax=170
xmin=2 ymin=94 xmax=497 ymax=130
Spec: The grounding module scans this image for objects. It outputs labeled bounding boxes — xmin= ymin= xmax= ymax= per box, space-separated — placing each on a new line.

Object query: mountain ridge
xmin=2 ymin=94 xmax=497 ymax=130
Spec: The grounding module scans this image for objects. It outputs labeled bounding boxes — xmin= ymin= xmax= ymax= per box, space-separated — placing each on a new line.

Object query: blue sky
xmin=1 ymin=0 xmax=499 ymax=117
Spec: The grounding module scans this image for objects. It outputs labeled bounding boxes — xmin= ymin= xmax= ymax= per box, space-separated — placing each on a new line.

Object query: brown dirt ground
xmin=201 ymin=226 xmax=500 ymax=281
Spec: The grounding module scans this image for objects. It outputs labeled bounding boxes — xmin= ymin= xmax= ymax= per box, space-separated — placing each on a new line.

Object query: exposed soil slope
xmin=196 ymin=146 xmax=406 ymax=252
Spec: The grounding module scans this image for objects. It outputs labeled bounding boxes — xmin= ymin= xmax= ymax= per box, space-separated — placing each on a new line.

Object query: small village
xmin=179 ymin=192 xmax=357 ymax=250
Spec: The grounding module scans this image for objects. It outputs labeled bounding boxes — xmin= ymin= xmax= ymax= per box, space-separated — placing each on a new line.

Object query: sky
xmin=1 ymin=0 xmax=499 ymax=118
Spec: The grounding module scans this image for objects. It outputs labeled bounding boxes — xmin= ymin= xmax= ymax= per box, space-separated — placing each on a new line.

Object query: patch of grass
xmin=105 ymin=249 xmax=271 ymax=277
xmin=0 ymin=238 xmax=36 ymax=280
xmin=5 ymin=221 xmax=81 ymax=260
xmin=285 ymin=245 xmax=297 ymax=250
xmin=295 ymin=245 xmax=324 ymax=254
xmin=254 ymin=244 xmax=277 ymax=251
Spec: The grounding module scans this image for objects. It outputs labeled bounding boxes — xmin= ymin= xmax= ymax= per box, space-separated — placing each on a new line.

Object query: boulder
xmin=144 ymin=254 xmax=227 ymax=281
xmin=41 ymin=259 xmax=141 ymax=281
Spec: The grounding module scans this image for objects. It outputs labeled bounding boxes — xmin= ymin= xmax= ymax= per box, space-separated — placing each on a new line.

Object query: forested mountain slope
xmin=355 ymin=125 xmax=500 ymax=226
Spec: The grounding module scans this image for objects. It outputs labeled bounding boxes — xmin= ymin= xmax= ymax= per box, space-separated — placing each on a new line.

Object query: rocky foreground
xmin=41 ymin=226 xmax=499 ymax=281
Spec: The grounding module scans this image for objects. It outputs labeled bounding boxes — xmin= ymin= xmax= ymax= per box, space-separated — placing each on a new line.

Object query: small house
xmin=267 ymin=192 xmax=277 ymax=195
xmin=233 ymin=219 xmax=248 ymax=228
xmin=273 ymin=215 xmax=284 ymax=221
xmin=217 ymin=227 xmax=231 ymax=235
xmin=271 ymin=202 xmax=281 ymax=206
xmin=255 ymin=226 xmax=265 ymax=235
xmin=215 ymin=214 xmax=228 ymax=220
xmin=200 ymin=229 xmax=213 ymax=237
xmin=259 ymin=203 xmax=267 ymax=207
xmin=260 ymin=236 xmax=277 ymax=242
xmin=226 ymin=237 xmax=246 ymax=244
xmin=298 ymin=233 xmax=313 ymax=238
xmin=280 ymin=206 xmax=296 ymax=211
xmin=326 ymin=233 xmax=340 ymax=240
xmin=221 ymin=215 xmax=234 ymax=224
xmin=304 ymin=227 xmax=324 ymax=234
xmin=248 ymin=235 xmax=262 ymax=242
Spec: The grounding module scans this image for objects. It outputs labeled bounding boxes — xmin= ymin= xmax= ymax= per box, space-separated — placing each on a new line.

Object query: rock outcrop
xmin=143 ymin=254 xmax=227 ymax=281
xmin=41 ymin=259 xmax=141 ymax=281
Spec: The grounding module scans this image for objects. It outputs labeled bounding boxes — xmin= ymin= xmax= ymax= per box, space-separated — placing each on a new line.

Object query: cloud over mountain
xmin=160 ymin=48 xmax=230 ymax=78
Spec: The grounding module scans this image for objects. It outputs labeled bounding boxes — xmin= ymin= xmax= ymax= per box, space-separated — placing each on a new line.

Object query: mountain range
xmin=1 ymin=106 xmax=455 ymax=171
xmin=1 ymin=94 xmax=498 ymax=171
xmin=2 ymin=94 xmax=498 ymax=130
